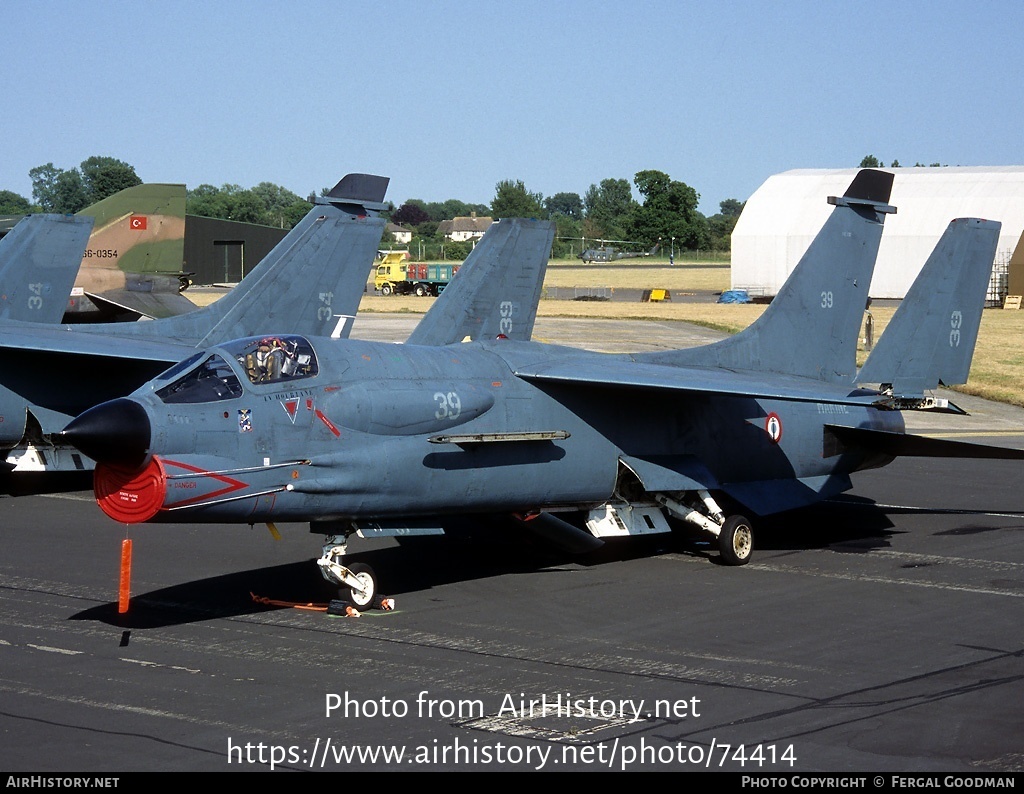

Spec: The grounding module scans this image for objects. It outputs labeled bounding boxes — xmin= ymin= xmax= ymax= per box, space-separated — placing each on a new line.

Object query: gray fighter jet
xmin=0 ymin=175 xmax=389 ymax=479
xmin=62 ymin=170 xmax=1024 ymax=609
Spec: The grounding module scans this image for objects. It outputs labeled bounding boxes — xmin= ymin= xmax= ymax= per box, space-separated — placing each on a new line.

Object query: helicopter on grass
xmin=575 ymin=238 xmax=660 ymax=263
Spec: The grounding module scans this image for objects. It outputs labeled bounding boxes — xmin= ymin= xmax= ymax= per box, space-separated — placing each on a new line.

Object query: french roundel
xmin=765 ymin=412 xmax=783 ymax=444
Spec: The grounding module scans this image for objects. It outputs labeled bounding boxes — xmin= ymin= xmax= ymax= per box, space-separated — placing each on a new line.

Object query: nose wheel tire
xmin=343 ymin=562 xmax=378 ymax=609
xmin=718 ymin=515 xmax=753 ymax=566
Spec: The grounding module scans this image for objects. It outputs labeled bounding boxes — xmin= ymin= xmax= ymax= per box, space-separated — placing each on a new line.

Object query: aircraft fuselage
xmin=77 ymin=335 xmax=904 ymax=525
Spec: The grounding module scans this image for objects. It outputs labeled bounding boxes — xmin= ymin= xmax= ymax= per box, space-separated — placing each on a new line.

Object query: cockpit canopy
xmin=154 ymin=335 xmax=319 ymax=404
xmin=232 ymin=335 xmax=318 ymax=384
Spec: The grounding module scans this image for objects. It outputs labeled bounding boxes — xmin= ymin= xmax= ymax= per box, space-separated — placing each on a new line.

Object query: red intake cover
xmin=94 ymin=458 xmax=167 ymax=523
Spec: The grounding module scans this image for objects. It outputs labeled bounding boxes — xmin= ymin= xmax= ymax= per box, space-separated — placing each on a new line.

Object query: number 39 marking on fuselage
xmin=434 ymin=391 xmax=462 ymax=420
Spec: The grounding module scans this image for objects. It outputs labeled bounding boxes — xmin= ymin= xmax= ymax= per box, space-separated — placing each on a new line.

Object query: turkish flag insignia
xmin=130 ymin=215 xmax=148 ymax=230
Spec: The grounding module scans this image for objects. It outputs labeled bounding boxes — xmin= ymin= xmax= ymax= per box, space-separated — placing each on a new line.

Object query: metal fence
xmin=986 ymin=249 xmax=1012 ymax=308
xmin=543 ymin=286 xmax=614 ymax=301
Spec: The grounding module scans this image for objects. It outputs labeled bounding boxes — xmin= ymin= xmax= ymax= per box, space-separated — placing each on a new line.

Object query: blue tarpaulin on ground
xmin=718 ymin=289 xmax=751 ymax=304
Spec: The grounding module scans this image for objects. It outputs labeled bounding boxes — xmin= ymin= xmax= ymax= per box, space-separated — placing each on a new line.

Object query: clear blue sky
xmin=4 ymin=0 xmax=1023 ymax=216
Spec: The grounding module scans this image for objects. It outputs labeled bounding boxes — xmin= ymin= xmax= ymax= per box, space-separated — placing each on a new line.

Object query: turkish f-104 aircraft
xmin=62 ymin=170 xmax=1024 ymax=609
xmin=0 ymin=174 xmax=389 ymax=480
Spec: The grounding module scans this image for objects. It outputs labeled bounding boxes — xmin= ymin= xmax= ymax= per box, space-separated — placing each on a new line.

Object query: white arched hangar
xmin=731 ymin=166 xmax=1024 ymax=299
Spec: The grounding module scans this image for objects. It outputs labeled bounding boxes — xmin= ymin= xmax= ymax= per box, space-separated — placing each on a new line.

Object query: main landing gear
xmin=655 ymin=490 xmax=754 ymax=565
xmin=718 ymin=514 xmax=754 ymax=566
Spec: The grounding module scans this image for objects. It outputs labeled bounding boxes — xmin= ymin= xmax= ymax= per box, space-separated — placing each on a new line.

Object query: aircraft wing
xmin=0 ymin=320 xmax=193 ymax=363
xmin=0 ymin=323 xmax=194 ymax=418
xmin=512 ymin=354 xmax=884 ymax=408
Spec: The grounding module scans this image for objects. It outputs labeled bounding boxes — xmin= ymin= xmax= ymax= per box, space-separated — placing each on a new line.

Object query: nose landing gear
xmin=317 ymin=535 xmax=380 ymax=607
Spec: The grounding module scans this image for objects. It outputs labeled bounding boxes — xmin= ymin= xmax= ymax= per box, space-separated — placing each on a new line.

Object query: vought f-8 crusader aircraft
xmin=62 ymin=170 xmax=1024 ymax=608
xmin=0 ymin=174 xmax=389 ymax=483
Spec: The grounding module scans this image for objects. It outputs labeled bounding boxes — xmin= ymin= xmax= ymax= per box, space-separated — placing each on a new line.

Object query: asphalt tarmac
xmin=1 ymin=315 xmax=1022 ymax=774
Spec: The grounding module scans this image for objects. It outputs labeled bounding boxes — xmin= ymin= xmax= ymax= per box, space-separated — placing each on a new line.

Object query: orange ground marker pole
xmin=118 ymin=539 xmax=132 ymax=614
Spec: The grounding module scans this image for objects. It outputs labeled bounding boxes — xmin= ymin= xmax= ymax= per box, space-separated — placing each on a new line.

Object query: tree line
xmin=1 ymin=155 xmax=748 ymax=258
xmin=1 ymin=154 xmax=957 ymax=260
xmin=392 ymin=173 xmax=743 ymax=259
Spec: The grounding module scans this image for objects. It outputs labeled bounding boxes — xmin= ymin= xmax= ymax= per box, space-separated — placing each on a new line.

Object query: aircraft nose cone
xmin=62 ymin=398 xmax=151 ymax=468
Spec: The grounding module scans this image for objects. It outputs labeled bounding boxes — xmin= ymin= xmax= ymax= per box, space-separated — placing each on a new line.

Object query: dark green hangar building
xmin=183 ymin=215 xmax=287 ymax=285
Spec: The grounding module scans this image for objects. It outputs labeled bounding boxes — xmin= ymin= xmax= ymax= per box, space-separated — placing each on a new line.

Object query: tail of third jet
xmin=406 ymin=217 xmax=556 ymax=346
xmin=857 ymin=217 xmax=1001 ymax=398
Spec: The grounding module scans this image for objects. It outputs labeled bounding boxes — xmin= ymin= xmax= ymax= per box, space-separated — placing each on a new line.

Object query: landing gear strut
xmin=655 ymin=490 xmax=754 ymax=566
xmin=317 ymin=534 xmax=379 ymax=607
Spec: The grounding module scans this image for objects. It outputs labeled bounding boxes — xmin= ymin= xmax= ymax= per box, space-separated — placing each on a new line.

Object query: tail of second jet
xmin=638 ymin=169 xmax=896 ymax=384
xmin=857 ymin=217 xmax=1001 ymax=398
xmin=406 ymin=217 xmax=556 ymax=346
xmin=73 ymin=174 xmax=389 ymax=346
xmin=0 ymin=214 xmax=94 ymax=323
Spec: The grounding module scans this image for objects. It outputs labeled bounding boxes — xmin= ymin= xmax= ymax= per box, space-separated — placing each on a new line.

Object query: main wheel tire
xmin=718 ymin=514 xmax=753 ymax=565
xmin=380 ymin=284 xmax=392 ymax=296
xmin=414 ymin=284 xmax=427 ymax=297
xmin=344 ymin=562 xmax=378 ymax=609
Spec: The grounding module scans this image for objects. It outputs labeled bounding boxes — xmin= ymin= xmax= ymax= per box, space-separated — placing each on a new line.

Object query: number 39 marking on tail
xmin=950 ymin=310 xmax=962 ymax=347
xmin=499 ymin=301 xmax=514 ymax=336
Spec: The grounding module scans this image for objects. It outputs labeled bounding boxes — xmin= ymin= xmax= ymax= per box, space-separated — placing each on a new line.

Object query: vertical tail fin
xmin=71 ymin=182 xmax=188 ymax=321
xmin=406 ymin=217 xmax=556 ymax=346
xmin=638 ymin=169 xmax=895 ymax=383
xmin=0 ymin=214 xmax=94 ymax=322
xmin=857 ymin=217 xmax=1001 ymax=395
xmin=74 ymin=175 xmax=389 ymax=346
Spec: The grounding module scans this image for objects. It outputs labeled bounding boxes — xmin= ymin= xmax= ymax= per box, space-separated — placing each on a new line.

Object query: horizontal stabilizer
xmin=81 ymin=289 xmax=198 ymax=321
xmin=826 ymin=425 xmax=1024 ymax=460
